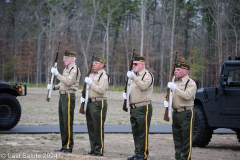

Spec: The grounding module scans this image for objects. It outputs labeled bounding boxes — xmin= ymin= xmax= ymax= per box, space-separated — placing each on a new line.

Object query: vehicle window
xmin=228 ymin=70 xmax=240 ymax=83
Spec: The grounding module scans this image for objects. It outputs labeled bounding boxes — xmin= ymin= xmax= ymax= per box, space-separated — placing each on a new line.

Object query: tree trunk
xmin=160 ymin=0 xmax=167 ymax=91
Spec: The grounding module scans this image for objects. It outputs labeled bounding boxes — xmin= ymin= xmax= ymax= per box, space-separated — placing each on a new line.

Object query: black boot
xmin=62 ymin=149 xmax=72 ymax=153
xmin=133 ymin=157 xmax=145 ymax=160
xmin=54 ymin=148 xmax=63 ymax=152
xmin=92 ymin=153 xmax=103 ymax=156
xmin=127 ymin=155 xmax=137 ymax=160
xmin=83 ymin=150 xmax=94 ymax=155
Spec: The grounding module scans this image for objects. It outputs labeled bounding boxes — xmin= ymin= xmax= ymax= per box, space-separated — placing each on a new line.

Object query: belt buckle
xmin=130 ymin=104 xmax=136 ymax=109
xmin=174 ymin=108 xmax=180 ymax=113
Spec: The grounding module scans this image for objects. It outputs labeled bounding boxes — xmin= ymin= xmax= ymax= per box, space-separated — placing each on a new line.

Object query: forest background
xmin=1 ymin=0 xmax=240 ymax=91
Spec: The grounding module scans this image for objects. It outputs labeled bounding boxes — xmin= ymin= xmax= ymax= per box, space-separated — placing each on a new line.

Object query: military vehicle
xmin=0 ymin=80 xmax=27 ymax=130
xmin=193 ymin=56 xmax=240 ymax=147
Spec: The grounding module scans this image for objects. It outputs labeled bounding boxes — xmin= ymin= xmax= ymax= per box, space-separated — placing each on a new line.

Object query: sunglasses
xmin=133 ymin=62 xmax=141 ymax=66
xmin=63 ymin=56 xmax=73 ymax=60
xmin=93 ymin=61 xmax=102 ymax=64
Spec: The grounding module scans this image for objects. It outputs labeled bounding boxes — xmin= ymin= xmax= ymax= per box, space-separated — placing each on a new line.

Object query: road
xmin=0 ymin=124 xmax=235 ymax=134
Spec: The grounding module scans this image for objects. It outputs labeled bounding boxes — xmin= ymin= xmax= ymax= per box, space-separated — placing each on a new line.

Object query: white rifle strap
xmin=84 ymin=84 xmax=89 ymax=112
xmin=126 ymin=78 xmax=131 ymax=109
xmin=48 ymin=63 xmax=57 ymax=99
xmin=168 ymin=76 xmax=175 ymax=118
xmin=48 ymin=74 xmax=54 ymax=99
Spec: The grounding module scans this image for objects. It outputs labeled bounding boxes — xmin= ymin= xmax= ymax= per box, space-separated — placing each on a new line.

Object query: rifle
xmin=79 ymin=52 xmax=95 ymax=114
xmin=46 ymin=42 xmax=60 ymax=102
xmin=163 ymin=52 xmax=177 ymax=121
xmin=122 ymin=49 xmax=135 ymax=112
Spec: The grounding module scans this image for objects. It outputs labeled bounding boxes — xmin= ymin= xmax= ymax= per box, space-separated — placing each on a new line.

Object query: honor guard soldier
xmin=83 ymin=55 xmax=109 ymax=157
xmin=51 ymin=50 xmax=80 ymax=153
xmin=123 ymin=54 xmax=154 ymax=160
xmin=164 ymin=61 xmax=197 ymax=160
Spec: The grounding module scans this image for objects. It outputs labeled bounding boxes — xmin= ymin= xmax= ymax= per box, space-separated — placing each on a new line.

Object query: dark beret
xmin=64 ymin=50 xmax=76 ymax=57
xmin=94 ymin=55 xmax=106 ymax=64
xmin=134 ymin=54 xmax=145 ymax=62
xmin=175 ymin=61 xmax=190 ymax=70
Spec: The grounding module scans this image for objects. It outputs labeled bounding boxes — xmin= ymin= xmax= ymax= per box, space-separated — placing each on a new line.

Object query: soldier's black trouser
xmin=58 ymin=93 xmax=75 ymax=150
xmin=130 ymin=103 xmax=153 ymax=160
xmin=86 ymin=100 xmax=107 ymax=155
xmin=172 ymin=108 xmax=194 ymax=160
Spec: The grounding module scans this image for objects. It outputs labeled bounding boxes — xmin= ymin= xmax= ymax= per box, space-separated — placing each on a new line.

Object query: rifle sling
xmin=184 ymin=79 xmax=190 ymax=91
xmin=98 ymin=72 xmax=110 ymax=83
xmin=69 ymin=66 xmax=79 ymax=80
xmin=141 ymin=71 xmax=153 ymax=88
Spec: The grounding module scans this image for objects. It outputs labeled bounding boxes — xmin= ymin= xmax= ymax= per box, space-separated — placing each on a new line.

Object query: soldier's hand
xmin=47 ymin=84 xmax=55 ymax=90
xmin=164 ymin=101 xmax=169 ymax=107
xmin=80 ymin=97 xmax=85 ymax=103
xmin=51 ymin=67 xmax=59 ymax=76
xmin=167 ymin=82 xmax=176 ymax=90
xmin=127 ymin=71 xmax=135 ymax=79
xmin=122 ymin=92 xmax=127 ymax=99
xmin=47 ymin=84 xmax=51 ymax=89
xmin=85 ymin=77 xmax=92 ymax=85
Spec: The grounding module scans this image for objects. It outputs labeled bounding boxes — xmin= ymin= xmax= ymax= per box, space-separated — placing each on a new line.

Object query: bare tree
xmin=99 ymin=0 xmax=121 ymax=73
xmin=75 ymin=0 xmax=99 ymax=78
xmin=159 ymin=0 xmax=171 ymax=91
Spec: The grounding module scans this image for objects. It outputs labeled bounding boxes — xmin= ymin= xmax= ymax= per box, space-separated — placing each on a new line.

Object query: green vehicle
xmin=0 ymin=80 xmax=27 ymax=130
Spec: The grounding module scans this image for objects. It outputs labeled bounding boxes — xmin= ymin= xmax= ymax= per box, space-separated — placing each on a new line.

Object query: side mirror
xmin=219 ymin=75 xmax=227 ymax=87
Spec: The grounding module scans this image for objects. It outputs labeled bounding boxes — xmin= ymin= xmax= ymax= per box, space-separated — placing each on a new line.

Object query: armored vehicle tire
xmin=0 ymin=93 xmax=21 ymax=130
xmin=193 ymin=104 xmax=213 ymax=148
xmin=236 ymin=131 xmax=240 ymax=143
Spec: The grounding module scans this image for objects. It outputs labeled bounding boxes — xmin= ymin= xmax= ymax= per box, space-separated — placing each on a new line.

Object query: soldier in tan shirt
xmin=165 ymin=61 xmax=197 ymax=160
xmin=50 ymin=50 xmax=80 ymax=153
xmin=124 ymin=54 xmax=154 ymax=160
xmin=83 ymin=55 xmax=109 ymax=157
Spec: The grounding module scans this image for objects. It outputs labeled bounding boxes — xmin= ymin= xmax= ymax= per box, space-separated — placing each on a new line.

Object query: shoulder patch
xmin=142 ymin=71 xmax=153 ymax=87
xmin=143 ymin=73 xmax=151 ymax=80
xmin=101 ymin=74 xmax=108 ymax=78
xmin=71 ymin=69 xmax=77 ymax=73
xmin=189 ymin=81 xmax=196 ymax=86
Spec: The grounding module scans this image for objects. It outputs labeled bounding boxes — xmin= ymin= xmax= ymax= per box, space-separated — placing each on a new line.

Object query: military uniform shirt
xmin=88 ymin=69 xmax=108 ymax=98
xmin=172 ymin=75 xmax=196 ymax=109
xmin=129 ymin=68 xmax=153 ymax=104
xmin=55 ymin=62 xmax=80 ymax=91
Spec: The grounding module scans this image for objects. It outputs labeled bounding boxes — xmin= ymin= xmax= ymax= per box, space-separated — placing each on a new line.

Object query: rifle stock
xmin=122 ymin=49 xmax=135 ymax=112
xmin=163 ymin=89 xmax=170 ymax=121
xmin=46 ymin=42 xmax=60 ymax=102
xmin=79 ymin=83 xmax=86 ymax=114
xmin=79 ymin=52 xmax=95 ymax=114
xmin=163 ymin=52 xmax=177 ymax=121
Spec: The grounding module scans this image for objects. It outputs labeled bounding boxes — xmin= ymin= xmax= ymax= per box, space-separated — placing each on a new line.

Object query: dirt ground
xmin=0 ymin=87 xmax=240 ymax=160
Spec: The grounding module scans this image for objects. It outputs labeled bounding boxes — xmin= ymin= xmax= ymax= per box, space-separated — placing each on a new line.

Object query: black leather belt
xmin=130 ymin=101 xmax=151 ymax=109
xmin=88 ymin=97 xmax=107 ymax=103
xmin=173 ymin=106 xmax=193 ymax=113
